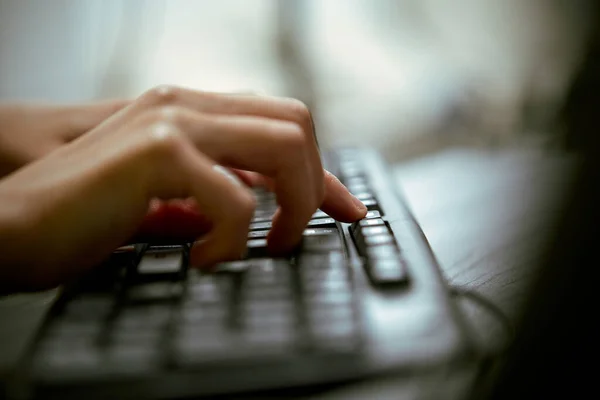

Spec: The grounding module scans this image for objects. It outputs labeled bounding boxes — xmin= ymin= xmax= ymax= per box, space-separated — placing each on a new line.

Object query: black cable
xmin=448 ymin=286 xmax=515 ymax=350
xmin=447 ymin=285 xmax=516 ymax=400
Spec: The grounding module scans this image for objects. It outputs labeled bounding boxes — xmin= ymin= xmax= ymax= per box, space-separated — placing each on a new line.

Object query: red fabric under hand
xmin=130 ymin=199 xmax=212 ymax=244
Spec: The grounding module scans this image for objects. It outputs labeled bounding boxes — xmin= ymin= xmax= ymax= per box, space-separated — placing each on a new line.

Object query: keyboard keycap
xmin=366 ymin=244 xmax=399 ymax=259
xmin=368 ymin=258 xmax=409 ymax=286
xmin=249 ymin=221 xmax=272 ymax=231
xmin=186 ymin=275 xmax=231 ymax=305
xmin=361 ymin=198 xmax=378 ymax=209
xmin=359 ymin=218 xmax=385 ymax=227
xmin=363 ymin=234 xmax=394 ymax=246
xmin=348 ymin=183 xmax=369 ymax=194
xmin=354 ymin=192 xmax=375 ymax=201
xmin=361 ymin=226 xmax=389 ymax=236
xmin=137 ymin=246 xmax=184 ymax=276
xmin=126 ymin=281 xmax=183 ymax=303
xmin=248 ymin=230 xmax=269 ymax=239
xmin=247 ymin=238 xmax=268 ymax=258
xmin=307 ymin=218 xmax=336 ymax=227
xmin=113 ymin=305 xmax=171 ymax=330
xmin=301 ymin=231 xmax=343 ymax=252
xmin=243 ymin=259 xmax=290 ymax=287
xmin=365 ymin=210 xmax=381 ymax=219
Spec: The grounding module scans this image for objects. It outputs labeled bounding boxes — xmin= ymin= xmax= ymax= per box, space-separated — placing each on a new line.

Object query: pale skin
xmin=0 ymin=86 xmax=367 ymax=293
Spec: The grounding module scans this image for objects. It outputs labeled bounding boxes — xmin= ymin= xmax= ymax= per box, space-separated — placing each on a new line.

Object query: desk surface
xmin=0 ymin=146 xmax=577 ymax=399
xmin=393 ymin=146 xmax=577 ymax=353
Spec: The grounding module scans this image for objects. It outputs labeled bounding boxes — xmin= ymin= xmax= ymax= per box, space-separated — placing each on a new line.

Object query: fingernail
xmin=351 ymin=195 xmax=368 ymax=215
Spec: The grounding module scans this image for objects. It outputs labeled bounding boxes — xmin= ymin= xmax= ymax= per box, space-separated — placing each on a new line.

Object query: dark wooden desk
xmin=0 ymin=146 xmax=577 ymax=399
xmin=392 ymin=146 xmax=577 ymax=356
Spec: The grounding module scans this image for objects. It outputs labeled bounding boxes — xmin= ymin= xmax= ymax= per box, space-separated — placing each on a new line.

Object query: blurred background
xmin=1 ymin=3 xmax=598 ymax=397
xmin=0 ymin=0 xmax=595 ymax=161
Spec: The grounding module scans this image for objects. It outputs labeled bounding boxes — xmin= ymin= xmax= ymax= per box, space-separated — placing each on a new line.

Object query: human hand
xmin=0 ymin=86 xmax=367 ymax=292
xmin=0 ymin=100 xmax=128 ymax=177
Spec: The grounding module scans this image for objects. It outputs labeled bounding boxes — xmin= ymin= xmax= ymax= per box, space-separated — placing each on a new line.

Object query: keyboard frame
xmin=8 ymin=148 xmax=477 ymax=400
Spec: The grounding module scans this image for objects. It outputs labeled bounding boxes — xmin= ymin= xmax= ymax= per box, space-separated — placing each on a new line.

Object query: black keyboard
xmin=8 ymin=148 xmax=475 ymax=400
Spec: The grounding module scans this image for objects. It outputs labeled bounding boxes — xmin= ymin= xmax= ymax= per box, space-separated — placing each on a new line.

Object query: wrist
xmin=0 ymin=186 xmax=39 ymax=293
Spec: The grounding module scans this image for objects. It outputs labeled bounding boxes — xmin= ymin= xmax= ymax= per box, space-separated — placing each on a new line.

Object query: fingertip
xmin=266 ymin=208 xmax=306 ymax=256
xmin=320 ymin=171 xmax=367 ymax=222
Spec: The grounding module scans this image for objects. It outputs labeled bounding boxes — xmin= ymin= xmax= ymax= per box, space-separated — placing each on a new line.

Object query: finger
xmin=230 ymin=169 xmax=271 ymax=188
xmin=149 ymin=135 xmax=256 ymax=268
xmin=319 ymin=170 xmax=367 ymax=222
xmin=138 ymin=86 xmax=324 ymax=203
xmin=167 ymin=111 xmax=317 ymax=253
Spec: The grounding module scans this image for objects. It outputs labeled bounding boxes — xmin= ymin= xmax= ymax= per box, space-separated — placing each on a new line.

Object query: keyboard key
xmin=173 ymin=327 xmax=234 ymax=365
xmin=243 ymin=259 xmax=290 ymax=287
xmin=340 ymin=166 xmax=363 ymax=178
xmin=307 ymin=218 xmax=336 ymax=227
xmin=303 ymin=227 xmax=337 ymax=236
xmin=305 ymin=290 xmax=353 ymax=306
xmin=344 ymin=176 xmax=367 ymax=187
xmin=248 ymin=230 xmax=269 ymax=238
xmin=104 ymin=342 xmax=161 ymax=374
xmin=215 ymin=260 xmax=251 ymax=273
xmin=251 ymin=214 xmax=273 ymax=223
xmin=127 ymin=282 xmax=183 ymax=303
xmin=247 ymin=238 xmax=268 ymax=257
xmin=34 ymin=342 xmax=102 ymax=377
xmin=180 ymin=305 xmax=227 ymax=326
xmin=113 ymin=305 xmax=171 ymax=330
xmin=44 ymin=320 xmax=103 ymax=339
xmin=241 ymin=285 xmax=292 ymax=301
xmin=303 ymin=277 xmax=350 ymax=294
xmin=366 ymin=244 xmax=399 ymax=259
xmin=365 ymin=210 xmax=381 ymax=219
xmin=241 ymin=327 xmax=296 ymax=349
xmin=359 ymin=218 xmax=385 ymax=227
xmin=186 ymin=275 xmax=231 ymax=305
xmin=241 ymin=300 xmax=295 ymax=315
xmin=298 ymin=252 xmax=346 ymax=273
xmin=368 ymin=258 xmax=409 ymax=286
xmin=60 ymin=295 xmax=114 ymax=321
xmin=301 ymin=231 xmax=343 ymax=252
xmin=354 ymin=192 xmax=375 ymax=201
xmin=310 ymin=319 xmax=358 ymax=352
xmin=363 ymin=234 xmax=394 ymax=246
xmin=301 ymin=265 xmax=347 ymax=283
xmin=137 ymin=246 xmax=184 ymax=276
xmin=361 ymin=226 xmax=389 ymax=236
xmin=249 ymin=221 xmax=272 ymax=231
xmin=361 ymin=198 xmax=378 ymax=209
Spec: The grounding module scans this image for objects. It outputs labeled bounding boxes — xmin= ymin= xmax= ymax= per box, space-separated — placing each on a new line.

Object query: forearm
xmin=0 ymin=100 xmax=129 ymax=178
xmin=0 ymin=186 xmax=33 ymax=294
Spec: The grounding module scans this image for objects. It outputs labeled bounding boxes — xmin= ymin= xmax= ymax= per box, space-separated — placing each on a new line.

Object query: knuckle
xmin=144 ymin=120 xmax=184 ymax=158
xmin=157 ymin=105 xmax=185 ymax=124
xmin=286 ymin=98 xmax=313 ymax=131
xmin=279 ymin=123 xmax=309 ymax=168
xmin=280 ymin=122 xmax=308 ymax=153
xmin=143 ymin=84 xmax=182 ymax=106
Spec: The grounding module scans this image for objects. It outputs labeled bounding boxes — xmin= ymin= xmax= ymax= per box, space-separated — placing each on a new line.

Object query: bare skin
xmin=0 ymin=86 xmax=367 ymax=293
